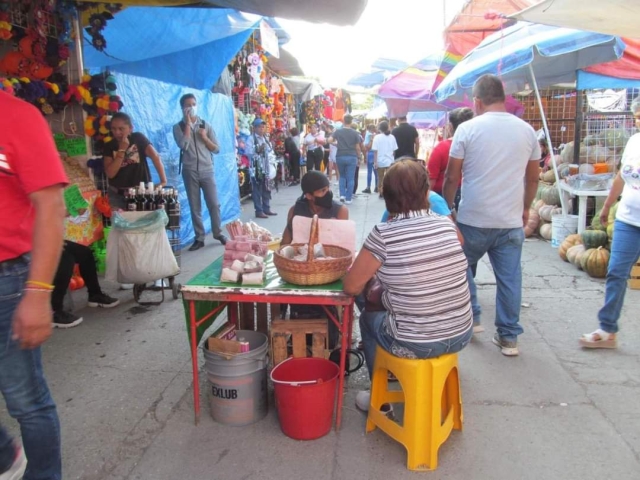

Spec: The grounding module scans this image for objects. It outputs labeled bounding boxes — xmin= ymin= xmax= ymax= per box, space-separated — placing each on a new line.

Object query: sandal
xmin=579 ymin=329 xmax=617 ymax=349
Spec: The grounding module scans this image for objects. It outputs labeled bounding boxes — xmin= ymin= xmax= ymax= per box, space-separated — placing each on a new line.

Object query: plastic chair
xmin=366 ymin=347 xmax=463 ymax=471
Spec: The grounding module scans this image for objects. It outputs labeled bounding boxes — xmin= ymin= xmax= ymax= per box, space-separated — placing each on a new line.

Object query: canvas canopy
xmin=510 ymin=0 xmax=637 ymax=39
xmin=77 ymin=0 xmax=367 ymax=26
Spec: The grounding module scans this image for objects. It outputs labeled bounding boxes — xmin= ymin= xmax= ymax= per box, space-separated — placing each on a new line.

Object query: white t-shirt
xmin=616 ymin=132 xmax=640 ymax=227
xmin=449 ymin=112 xmax=541 ymax=228
xmin=372 ymin=133 xmax=398 ymax=168
xmin=303 ymin=132 xmax=324 ymax=152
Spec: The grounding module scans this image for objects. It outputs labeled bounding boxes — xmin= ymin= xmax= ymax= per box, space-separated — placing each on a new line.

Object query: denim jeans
xmin=250 ymin=176 xmax=271 ymax=215
xmin=598 ymin=220 xmax=640 ymax=333
xmin=359 ymin=310 xmax=472 ymax=380
xmin=0 ymin=256 xmax=61 ymax=479
xmin=366 ymin=152 xmax=378 ymax=190
xmin=336 ymin=155 xmax=357 ymax=201
xmin=458 ymin=223 xmax=525 ymax=342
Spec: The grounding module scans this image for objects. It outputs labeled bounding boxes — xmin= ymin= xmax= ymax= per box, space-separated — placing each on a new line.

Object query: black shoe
xmin=264 ymin=211 xmax=278 ymax=216
xmin=374 ymin=188 xmax=379 ymax=193
xmin=188 ymin=240 xmax=204 ymax=251
xmin=256 ymin=212 xmax=268 ymax=219
xmin=53 ymin=311 xmax=83 ymax=329
xmin=362 ymin=188 xmax=371 ymax=194
xmin=214 ymin=235 xmax=228 ymax=246
xmin=88 ymin=293 xmax=120 ymax=308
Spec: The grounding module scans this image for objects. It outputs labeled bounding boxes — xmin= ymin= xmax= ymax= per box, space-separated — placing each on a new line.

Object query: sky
xmin=277 ymin=0 xmax=467 ymax=87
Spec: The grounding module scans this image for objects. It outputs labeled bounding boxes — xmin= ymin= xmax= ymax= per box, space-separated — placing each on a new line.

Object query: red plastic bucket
xmin=270 ymin=357 xmax=340 ymax=440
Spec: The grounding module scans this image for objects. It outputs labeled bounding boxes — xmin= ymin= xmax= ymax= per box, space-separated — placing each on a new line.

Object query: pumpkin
xmin=539 ymin=205 xmax=562 ymax=222
xmin=591 ymin=208 xmax=607 ymax=231
xmin=541 ymin=185 xmax=561 ymax=207
xmin=566 ymin=244 xmax=586 ymax=267
xmin=606 ymin=202 xmax=619 ymax=241
xmin=540 ymin=223 xmax=552 ymax=240
xmin=532 ymin=199 xmax=546 ymax=213
xmin=542 ymin=170 xmax=557 ymax=184
xmin=559 ymin=233 xmax=582 ymax=261
xmin=581 ymin=247 xmax=610 ymax=278
xmin=524 ymin=208 xmax=540 ymax=237
xmin=581 ymin=229 xmax=608 ymax=249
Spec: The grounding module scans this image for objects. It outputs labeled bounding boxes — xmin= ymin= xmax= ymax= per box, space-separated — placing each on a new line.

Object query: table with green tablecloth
xmin=181 ymin=254 xmax=354 ymax=428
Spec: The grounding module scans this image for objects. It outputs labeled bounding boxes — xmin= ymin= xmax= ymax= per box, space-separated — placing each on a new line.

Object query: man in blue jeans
xmin=0 ymin=92 xmax=68 ymax=479
xmin=443 ymin=74 xmax=540 ymax=356
xmin=328 ymin=114 xmax=363 ymax=205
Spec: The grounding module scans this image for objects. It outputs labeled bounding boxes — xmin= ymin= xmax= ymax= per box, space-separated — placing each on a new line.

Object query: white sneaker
xmin=339 ymin=196 xmax=346 ymax=203
xmin=355 ymin=390 xmax=393 ymax=416
xmin=345 ymin=200 xmax=352 ymax=205
xmin=0 ymin=444 xmax=26 ymax=480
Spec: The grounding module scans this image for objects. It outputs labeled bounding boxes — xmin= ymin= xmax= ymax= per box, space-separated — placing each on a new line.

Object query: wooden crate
xmin=629 ymin=262 xmax=640 ymax=290
xmin=270 ymin=319 xmax=328 ymax=366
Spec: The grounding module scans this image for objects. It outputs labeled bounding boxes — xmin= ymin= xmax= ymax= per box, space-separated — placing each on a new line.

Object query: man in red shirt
xmin=0 ymin=91 xmax=67 ymax=479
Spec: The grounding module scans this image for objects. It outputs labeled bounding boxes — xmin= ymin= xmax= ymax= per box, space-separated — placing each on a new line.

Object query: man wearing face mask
xmin=173 ymin=94 xmax=227 ymax=252
xmin=281 ymin=171 xmax=348 ymax=346
xmin=282 ymin=170 xmax=348 ymax=245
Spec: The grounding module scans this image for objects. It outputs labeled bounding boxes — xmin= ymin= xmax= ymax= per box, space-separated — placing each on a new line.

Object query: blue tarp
xmin=577 ymin=70 xmax=640 ymax=90
xmin=83 ymin=8 xmax=262 ymax=89
xmin=115 ymin=73 xmax=241 ymax=248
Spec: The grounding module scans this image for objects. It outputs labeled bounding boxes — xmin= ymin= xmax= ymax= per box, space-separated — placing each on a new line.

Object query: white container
xmin=551 ymin=214 xmax=578 ymax=248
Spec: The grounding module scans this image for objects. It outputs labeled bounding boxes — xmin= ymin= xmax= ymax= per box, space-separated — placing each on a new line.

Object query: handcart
xmin=106 ymin=209 xmax=181 ymax=306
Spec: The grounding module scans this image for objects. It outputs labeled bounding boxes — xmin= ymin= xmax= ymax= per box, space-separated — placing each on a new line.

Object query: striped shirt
xmin=363 ymin=211 xmax=472 ymax=343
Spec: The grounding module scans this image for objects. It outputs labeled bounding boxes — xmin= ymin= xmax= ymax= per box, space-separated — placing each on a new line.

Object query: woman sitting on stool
xmin=343 ymin=159 xmax=473 ymax=412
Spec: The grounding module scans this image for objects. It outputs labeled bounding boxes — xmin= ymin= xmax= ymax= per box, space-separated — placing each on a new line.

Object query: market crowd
xmin=1 ymin=73 xmax=639 ymax=479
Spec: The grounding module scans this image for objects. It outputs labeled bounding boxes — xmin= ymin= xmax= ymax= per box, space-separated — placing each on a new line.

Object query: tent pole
xmin=528 ymin=64 xmax=567 ymax=214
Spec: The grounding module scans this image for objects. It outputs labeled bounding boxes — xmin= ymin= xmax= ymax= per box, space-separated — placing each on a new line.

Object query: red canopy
xmin=584 ymin=38 xmax=640 ymax=80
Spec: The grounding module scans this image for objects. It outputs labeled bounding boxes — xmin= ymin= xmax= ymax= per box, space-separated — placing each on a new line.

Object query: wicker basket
xmin=273 ymin=215 xmax=352 ymax=286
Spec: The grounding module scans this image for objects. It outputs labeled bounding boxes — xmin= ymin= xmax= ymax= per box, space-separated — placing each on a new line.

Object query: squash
xmin=542 ymin=170 xmax=556 ymax=184
xmin=539 ymin=205 xmax=562 ymax=222
xmin=606 ymin=202 xmax=619 ymax=241
xmin=559 ymin=233 xmax=582 ymax=262
xmin=541 ymin=185 xmax=561 ymax=207
xmin=581 ymin=247 xmax=610 ymax=278
xmin=540 ymin=223 xmax=552 ymax=240
xmin=566 ymin=244 xmax=586 ymax=267
xmin=524 ymin=208 xmax=540 ymax=237
xmin=591 ymin=208 xmax=607 ymax=231
xmin=581 ymin=229 xmax=608 ymax=249
xmin=532 ymin=199 xmax=546 ymax=213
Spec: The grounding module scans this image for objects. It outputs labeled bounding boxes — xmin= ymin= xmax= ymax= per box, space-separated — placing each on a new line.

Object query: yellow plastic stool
xmin=366 ymin=346 xmax=463 ymax=471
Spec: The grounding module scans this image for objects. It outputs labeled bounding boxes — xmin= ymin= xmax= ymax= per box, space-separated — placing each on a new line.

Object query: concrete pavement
xmin=2 ymin=170 xmax=639 ymax=479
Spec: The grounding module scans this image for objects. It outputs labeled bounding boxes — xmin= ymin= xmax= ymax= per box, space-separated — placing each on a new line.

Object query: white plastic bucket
xmin=551 ymin=214 xmax=578 ymax=248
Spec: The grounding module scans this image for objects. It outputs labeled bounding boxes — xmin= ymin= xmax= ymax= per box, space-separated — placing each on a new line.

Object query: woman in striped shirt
xmin=343 ymin=159 xmax=473 ymax=412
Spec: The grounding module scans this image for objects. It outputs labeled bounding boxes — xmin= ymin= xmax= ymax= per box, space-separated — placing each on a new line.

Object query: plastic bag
xmin=566 ymin=173 xmax=614 ymax=191
xmin=106 ymin=210 xmax=179 ymax=284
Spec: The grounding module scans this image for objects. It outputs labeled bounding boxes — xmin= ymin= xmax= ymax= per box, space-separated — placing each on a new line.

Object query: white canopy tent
xmin=510 ymin=0 xmax=637 ymax=38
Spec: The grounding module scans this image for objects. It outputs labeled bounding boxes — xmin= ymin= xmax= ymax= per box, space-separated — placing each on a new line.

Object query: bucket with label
xmin=203 ymin=330 xmax=268 ymax=426
xmin=551 ymin=214 xmax=579 ymax=248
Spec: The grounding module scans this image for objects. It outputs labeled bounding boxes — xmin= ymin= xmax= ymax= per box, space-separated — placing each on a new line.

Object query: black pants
xmin=353 ymin=165 xmax=360 ymax=194
xmin=289 ymin=153 xmax=300 ymax=181
xmin=52 ymin=241 xmax=102 ymax=311
xmin=307 ymin=148 xmax=324 ymax=171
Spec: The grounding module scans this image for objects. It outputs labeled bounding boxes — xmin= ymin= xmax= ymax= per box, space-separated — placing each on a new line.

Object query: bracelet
xmin=24 ymin=287 xmax=53 ymax=293
xmin=25 ymin=280 xmax=54 ymax=290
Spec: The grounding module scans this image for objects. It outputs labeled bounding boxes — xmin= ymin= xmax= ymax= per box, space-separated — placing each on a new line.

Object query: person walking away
xmin=104 ymin=112 xmax=167 ymax=210
xmin=343 ymin=160 xmax=472 ymax=411
xmin=391 ymin=116 xmax=419 ymax=160
xmin=245 ymin=119 xmax=278 ymax=219
xmin=329 ymin=115 xmax=362 ymax=205
xmin=351 ymin=123 xmax=364 ymax=195
xmin=371 ymin=121 xmax=397 ymax=198
xmin=443 ymin=74 xmax=540 ymax=356
xmin=173 ymin=94 xmax=228 ymax=251
xmin=284 ymin=128 xmax=301 ymax=185
xmin=325 ymin=125 xmax=339 ymax=184
xmin=302 ymin=124 xmax=325 ymax=171
xmin=51 ymin=241 xmax=120 ymax=328
xmin=0 ymin=91 xmax=68 ymax=480
xmin=579 ymin=99 xmax=640 ymax=348
xmin=362 ymin=124 xmax=378 ymax=194
xmin=428 ymin=107 xmax=474 ymax=198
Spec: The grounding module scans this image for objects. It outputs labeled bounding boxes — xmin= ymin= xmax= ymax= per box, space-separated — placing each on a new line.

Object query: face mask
xmin=314 ymin=190 xmax=333 ymax=209
xmin=189 ymin=106 xmax=198 ymax=118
